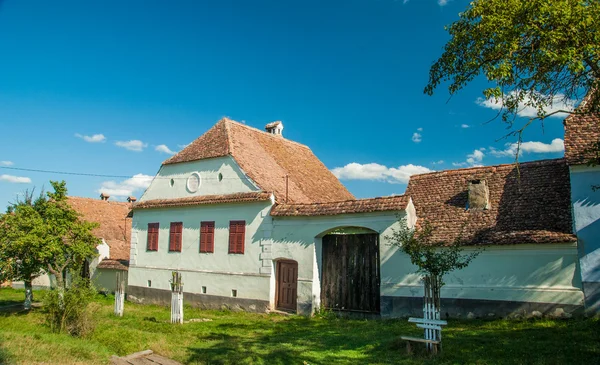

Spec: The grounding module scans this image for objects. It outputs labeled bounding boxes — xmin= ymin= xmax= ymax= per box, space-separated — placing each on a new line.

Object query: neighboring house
xmin=564 ymin=95 xmax=600 ymax=314
xmin=128 ymin=118 xmax=583 ymax=317
xmin=68 ymin=196 xmax=132 ymax=292
xmin=12 ymin=196 xmax=132 ymax=292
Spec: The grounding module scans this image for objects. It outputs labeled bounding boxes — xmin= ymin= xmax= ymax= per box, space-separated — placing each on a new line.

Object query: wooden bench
xmin=400 ymin=336 xmax=441 ymax=355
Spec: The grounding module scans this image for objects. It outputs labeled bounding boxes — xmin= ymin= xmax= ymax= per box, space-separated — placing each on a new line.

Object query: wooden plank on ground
xmin=146 ymin=354 xmax=183 ymax=365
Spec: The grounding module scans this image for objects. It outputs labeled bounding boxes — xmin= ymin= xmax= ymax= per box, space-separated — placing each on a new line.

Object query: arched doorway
xmin=275 ymin=259 xmax=298 ymax=312
xmin=321 ymin=229 xmax=380 ymax=313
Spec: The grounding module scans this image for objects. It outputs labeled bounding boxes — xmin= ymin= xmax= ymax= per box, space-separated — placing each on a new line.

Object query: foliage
xmin=387 ymin=219 xmax=481 ymax=284
xmin=425 ymin=0 xmax=600 ymax=127
xmin=1 ymin=288 xmax=599 ymax=364
xmin=0 ymin=181 xmax=99 ymax=290
xmin=42 ymin=277 xmax=99 ymax=337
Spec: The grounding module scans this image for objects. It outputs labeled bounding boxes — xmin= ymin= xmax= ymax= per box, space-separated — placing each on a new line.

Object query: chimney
xmin=265 ymin=121 xmax=284 ymax=137
xmin=100 ymin=192 xmax=110 ymax=201
xmin=127 ymin=196 xmax=137 ymax=203
xmin=467 ymin=179 xmax=490 ymax=210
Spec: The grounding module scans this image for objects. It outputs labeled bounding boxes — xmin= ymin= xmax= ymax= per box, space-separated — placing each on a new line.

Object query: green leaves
xmin=387 ymin=219 xmax=481 ymax=285
xmin=425 ymin=0 xmax=600 ymax=123
xmin=0 ymin=181 xmax=100 ymax=286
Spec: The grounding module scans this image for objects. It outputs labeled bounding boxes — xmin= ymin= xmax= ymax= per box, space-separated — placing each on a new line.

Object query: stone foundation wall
xmin=381 ymin=296 xmax=584 ymax=319
xmin=127 ymin=285 xmax=270 ymax=313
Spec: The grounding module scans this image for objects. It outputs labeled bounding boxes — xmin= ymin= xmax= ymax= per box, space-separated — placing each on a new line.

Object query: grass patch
xmin=0 ymin=288 xmax=599 ymax=364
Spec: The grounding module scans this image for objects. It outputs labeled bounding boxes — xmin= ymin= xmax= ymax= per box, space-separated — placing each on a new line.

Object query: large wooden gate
xmin=276 ymin=260 xmax=298 ymax=312
xmin=321 ymin=233 xmax=380 ymax=313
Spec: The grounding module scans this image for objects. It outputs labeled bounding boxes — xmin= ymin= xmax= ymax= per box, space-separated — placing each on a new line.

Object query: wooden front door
xmin=276 ymin=260 xmax=298 ymax=312
xmin=321 ymin=233 xmax=380 ymax=313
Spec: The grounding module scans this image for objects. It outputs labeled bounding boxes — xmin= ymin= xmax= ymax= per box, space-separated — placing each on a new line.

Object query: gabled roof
xmin=163 ymin=118 xmax=355 ymax=204
xmin=271 ymin=195 xmax=409 ymax=217
xmin=564 ymin=94 xmax=600 ymax=165
xmin=405 ymin=159 xmax=575 ymax=245
xmin=68 ymin=197 xmax=132 ymax=261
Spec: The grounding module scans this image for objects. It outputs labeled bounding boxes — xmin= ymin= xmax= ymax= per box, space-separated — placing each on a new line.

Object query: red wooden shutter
xmin=229 ymin=221 xmax=245 ymax=254
xmin=169 ymin=222 xmax=183 ymax=252
xmin=147 ymin=223 xmax=159 ymax=251
xmin=200 ymin=221 xmax=215 ymax=253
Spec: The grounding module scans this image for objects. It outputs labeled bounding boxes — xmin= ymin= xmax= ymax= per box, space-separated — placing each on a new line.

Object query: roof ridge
xmin=67 ymin=196 xmax=131 ymax=205
xmin=225 ymin=119 xmax=312 ymax=150
xmin=410 ymin=158 xmax=565 ymax=180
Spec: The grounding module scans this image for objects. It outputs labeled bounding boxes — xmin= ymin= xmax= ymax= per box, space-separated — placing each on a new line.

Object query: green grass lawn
xmin=0 ymin=288 xmax=599 ymax=365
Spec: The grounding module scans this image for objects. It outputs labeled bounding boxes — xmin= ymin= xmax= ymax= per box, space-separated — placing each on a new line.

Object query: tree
xmin=0 ymin=190 xmax=48 ymax=309
xmin=0 ymin=181 xmax=99 ymax=309
xmin=387 ymin=219 xmax=480 ymax=351
xmin=425 ymin=0 xmax=600 ymax=137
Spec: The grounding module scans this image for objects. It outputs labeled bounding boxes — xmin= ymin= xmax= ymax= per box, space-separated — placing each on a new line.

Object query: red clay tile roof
xmin=96 ymin=259 xmax=129 ymax=271
xmin=134 ymin=192 xmax=273 ymax=210
xmin=162 ymin=118 xmax=355 ymax=204
xmin=405 ymin=159 xmax=576 ymax=246
xmin=67 ymin=197 xmax=132 ymax=261
xmin=564 ymin=95 xmax=600 ymax=165
xmin=271 ymin=195 xmax=409 ymax=217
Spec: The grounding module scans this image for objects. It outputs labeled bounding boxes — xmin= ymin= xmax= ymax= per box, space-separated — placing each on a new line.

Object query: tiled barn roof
xmin=270 ymin=195 xmax=409 ymax=217
xmin=68 ymin=197 xmax=132 ymax=261
xmin=162 ymin=118 xmax=355 ymax=204
xmin=564 ymin=94 xmax=600 ymax=165
xmin=405 ymin=159 xmax=576 ymax=245
xmin=96 ymin=259 xmax=129 ymax=271
xmin=134 ymin=192 xmax=273 ymax=210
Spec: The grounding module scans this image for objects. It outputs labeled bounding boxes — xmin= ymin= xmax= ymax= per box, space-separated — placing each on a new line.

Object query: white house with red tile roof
xmin=127 ymin=118 xmax=584 ymax=318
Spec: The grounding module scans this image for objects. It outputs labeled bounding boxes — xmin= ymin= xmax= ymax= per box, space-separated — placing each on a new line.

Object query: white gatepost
xmin=114 ymin=271 xmax=125 ymax=317
xmin=170 ymin=271 xmax=184 ymax=324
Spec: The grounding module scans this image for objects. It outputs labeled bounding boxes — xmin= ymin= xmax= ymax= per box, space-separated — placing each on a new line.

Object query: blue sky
xmin=0 ymin=0 xmax=570 ymax=208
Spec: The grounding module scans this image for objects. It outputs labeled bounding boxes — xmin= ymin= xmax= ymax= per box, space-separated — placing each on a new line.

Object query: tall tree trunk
xmin=24 ymin=278 xmax=33 ymax=310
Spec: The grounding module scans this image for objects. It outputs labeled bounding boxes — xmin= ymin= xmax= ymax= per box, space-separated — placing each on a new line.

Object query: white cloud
xmin=0 ymin=161 xmax=13 ymax=166
xmin=417 ymin=127 xmax=423 ymax=132
xmin=490 ymin=138 xmax=564 ymax=158
xmin=75 ymin=133 xmax=106 ymax=143
xmin=412 ymin=132 xmax=422 ymax=143
xmin=453 ymin=148 xmax=486 ymax=167
xmin=438 ymin=0 xmax=449 ymax=5
xmin=178 ymin=143 xmax=191 ymax=149
xmin=115 ymin=140 xmax=147 ymax=152
xmin=155 ymin=144 xmax=176 ymax=155
xmin=461 ymin=124 xmax=470 ymax=128
xmin=98 ymin=173 xmax=154 ymax=198
xmin=432 ymin=160 xmax=444 ymax=165
xmin=476 ymin=91 xmax=576 ymax=118
xmin=332 ymin=162 xmax=432 ymax=184
xmin=0 ymin=175 xmax=31 ymax=184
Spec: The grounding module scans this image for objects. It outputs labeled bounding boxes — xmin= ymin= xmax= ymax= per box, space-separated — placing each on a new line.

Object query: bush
xmin=42 ymin=277 xmax=99 ymax=337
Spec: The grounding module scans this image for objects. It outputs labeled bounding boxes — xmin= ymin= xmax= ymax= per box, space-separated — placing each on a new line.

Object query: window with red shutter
xmin=228 ymin=220 xmax=245 ymax=254
xmin=147 ymin=223 xmax=159 ymax=251
xmin=169 ymin=222 xmax=183 ymax=252
xmin=200 ymin=221 xmax=215 ymax=253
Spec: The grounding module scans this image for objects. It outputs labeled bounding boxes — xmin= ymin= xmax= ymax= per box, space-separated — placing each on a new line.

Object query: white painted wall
xmin=128 ymin=200 xmax=274 ymax=301
xmin=141 ymin=156 xmax=260 ymax=201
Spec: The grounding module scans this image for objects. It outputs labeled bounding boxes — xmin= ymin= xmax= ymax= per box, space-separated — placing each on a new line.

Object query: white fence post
xmin=114 ymin=271 xmax=125 ymax=317
xmin=170 ymin=271 xmax=183 ymax=324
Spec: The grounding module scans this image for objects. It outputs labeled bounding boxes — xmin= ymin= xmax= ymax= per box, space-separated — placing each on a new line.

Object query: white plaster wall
xmin=381 ymin=243 xmax=583 ymax=305
xmin=271 ymin=211 xmax=404 ymax=311
xmin=140 ymin=156 xmax=259 ymax=201
xmin=128 ymin=200 xmax=273 ymax=301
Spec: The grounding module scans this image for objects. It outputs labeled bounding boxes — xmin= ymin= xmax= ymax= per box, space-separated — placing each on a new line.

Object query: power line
xmin=0 ymin=166 xmax=258 ymax=181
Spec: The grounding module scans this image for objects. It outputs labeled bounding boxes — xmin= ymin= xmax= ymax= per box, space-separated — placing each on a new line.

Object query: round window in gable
xmin=187 ymin=172 xmax=201 ymax=193
xmin=218 ymin=173 xmax=223 ymax=182
xmin=169 ymin=178 xmax=175 ymax=187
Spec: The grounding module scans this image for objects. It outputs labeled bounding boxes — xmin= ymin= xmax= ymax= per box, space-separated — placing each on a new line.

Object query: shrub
xmin=42 ymin=277 xmax=99 ymax=337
